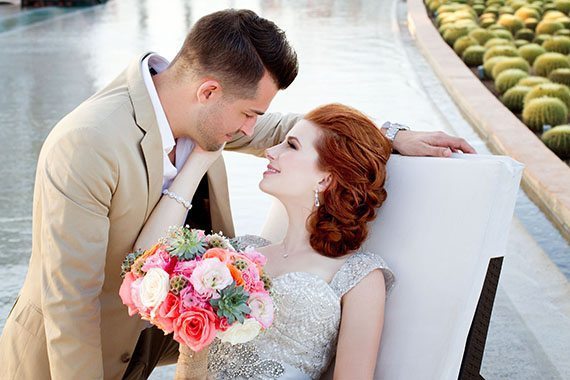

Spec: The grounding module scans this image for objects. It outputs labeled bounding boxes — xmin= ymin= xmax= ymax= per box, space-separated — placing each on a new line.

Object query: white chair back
xmin=260 ymin=154 xmax=523 ymax=380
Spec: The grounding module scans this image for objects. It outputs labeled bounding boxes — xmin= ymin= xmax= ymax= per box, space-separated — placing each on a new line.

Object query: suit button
xmin=120 ymin=353 xmax=131 ymax=363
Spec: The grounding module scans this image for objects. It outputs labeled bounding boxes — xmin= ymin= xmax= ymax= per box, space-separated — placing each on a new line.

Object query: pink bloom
xmin=215 ymin=316 xmax=231 ymax=332
xmin=142 ymin=249 xmax=173 ymax=273
xmin=119 ymin=272 xmax=138 ymax=316
xmin=241 ymin=266 xmax=261 ymax=292
xmin=173 ymin=260 xmax=198 ymax=279
xmin=131 ymin=277 xmax=150 ymax=318
xmin=173 ymin=306 xmax=218 ymax=351
xmin=154 ymin=293 xmax=181 ymax=334
xmin=248 ymin=292 xmax=274 ymax=329
xmin=179 ymin=284 xmax=211 ymax=310
xmin=190 ymin=258 xmax=233 ymax=295
xmin=242 ymin=247 xmax=267 ymax=267
xmin=251 ymin=280 xmax=266 ymax=293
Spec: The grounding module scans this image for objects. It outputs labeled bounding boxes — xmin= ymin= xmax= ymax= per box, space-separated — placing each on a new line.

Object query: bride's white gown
xmin=206 ymin=235 xmax=395 ymax=380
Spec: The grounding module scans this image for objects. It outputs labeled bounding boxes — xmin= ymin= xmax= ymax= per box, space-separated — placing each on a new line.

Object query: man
xmin=0 ymin=9 xmax=474 ymax=380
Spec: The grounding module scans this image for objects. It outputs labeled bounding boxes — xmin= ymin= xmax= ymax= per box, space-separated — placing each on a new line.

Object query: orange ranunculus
xmin=203 ymin=248 xmax=229 ymax=263
xmin=227 ymin=264 xmax=245 ymax=286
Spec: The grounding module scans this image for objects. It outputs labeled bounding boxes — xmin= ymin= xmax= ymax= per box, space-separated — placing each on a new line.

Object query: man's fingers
xmin=431 ymin=134 xmax=477 ymax=154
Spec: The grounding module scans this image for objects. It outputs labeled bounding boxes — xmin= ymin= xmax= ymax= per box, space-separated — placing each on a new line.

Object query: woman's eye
xmin=287 ymin=141 xmax=297 ymax=149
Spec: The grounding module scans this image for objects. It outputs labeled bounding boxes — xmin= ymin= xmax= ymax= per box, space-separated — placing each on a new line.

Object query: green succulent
xmin=556 ymin=17 xmax=570 ymax=29
xmin=515 ymin=28 xmax=535 ymax=41
xmin=495 ymin=68 xmax=530 ymax=92
xmin=483 ymin=44 xmax=519 ymax=62
xmin=484 ymin=56 xmax=510 ymax=78
xmin=524 ymin=18 xmax=539 ymax=30
xmin=536 ymin=20 xmax=565 ymax=35
xmin=469 ymin=28 xmax=496 ymax=44
xmin=481 ymin=17 xmax=497 ymax=27
xmin=518 ymin=43 xmax=546 ymax=65
xmin=166 ymin=226 xmax=207 ymax=260
xmin=514 ymin=6 xmax=541 ymax=20
xmin=473 ymin=4 xmax=486 ymax=15
xmin=543 ymin=11 xmax=567 ymax=20
xmin=444 ymin=26 xmax=471 ymax=45
xmin=120 ymin=249 xmax=144 ymax=278
xmin=492 ymin=56 xmax=531 ymax=78
xmin=484 ymin=37 xmax=515 ymax=48
xmin=210 ymin=282 xmax=251 ymax=324
xmin=533 ymin=33 xmax=554 ymax=45
xmin=548 ymin=67 xmax=570 ymax=86
xmin=462 ymin=45 xmax=487 ymax=66
xmin=543 ymin=35 xmax=570 ymax=54
xmin=554 ymin=28 xmax=570 ymax=36
xmin=518 ymin=75 xmax=552 ymax=86
xmin=524 ymin=83 xmax=570 ymax=107
xmin=454 ymin=36 xmax=480 ymax=56
xmin=522 ymin=96 xmax=569 ymax=132
xmin=499 ymin=5 xmax=516 ymax=14
xmin=533 ymin=52 xmax=570 ymax=76
xmin=541 ymin=124 xmax=570 ymax=158
xmin=554 ymin=0 xmax=570 ymax=13
xmin=502 ymin=85 xmax=533 ymax=112
xmin=498 ymin=14 xmax=525 ymax=33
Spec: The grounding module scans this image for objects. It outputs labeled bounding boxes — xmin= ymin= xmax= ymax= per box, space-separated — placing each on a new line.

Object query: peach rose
xmin=119 ymin=272 xmax=138 ymax=316
xmin=154 ymin=293 xmax=180 ymax=334
xmin=203 ymin=248 xmax=230 ymax=263
xmin=173 ymin=306 xmax=218 ymax=351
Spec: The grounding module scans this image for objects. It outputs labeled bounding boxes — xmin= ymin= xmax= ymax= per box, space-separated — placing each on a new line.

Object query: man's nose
xmin=240 ymin=117 xmax=257 ymax=137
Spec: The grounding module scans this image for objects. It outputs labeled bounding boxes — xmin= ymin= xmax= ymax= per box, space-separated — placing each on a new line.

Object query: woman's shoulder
xmin=330 ymin=250 xmax=396 ymax=297
xmin=231 ymin=234 xmax=273 ymax=251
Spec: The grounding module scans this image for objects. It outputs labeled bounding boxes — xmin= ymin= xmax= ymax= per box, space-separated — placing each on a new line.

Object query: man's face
xmin=195 ymin=71 xmax=279 ymax=151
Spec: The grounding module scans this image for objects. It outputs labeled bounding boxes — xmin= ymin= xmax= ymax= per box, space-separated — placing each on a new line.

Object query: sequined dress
xmin=207 ymin=235 xmax=395 ymax=380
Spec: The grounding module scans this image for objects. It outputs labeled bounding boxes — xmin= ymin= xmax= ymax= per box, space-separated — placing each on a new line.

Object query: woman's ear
xmin=317 ymin=174 xmax=332 ymax=192
xmin=196 ymin=80 xmax=222 ymax=103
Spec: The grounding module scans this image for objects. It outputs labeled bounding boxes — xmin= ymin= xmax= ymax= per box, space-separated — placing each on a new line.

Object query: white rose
xmin=139 ymin=268 xmax=170 ymax=314
xmin=217 ymin=318 xmax=262 ymax=345
xmin=190 ymin=258 xmax=233 ymax=295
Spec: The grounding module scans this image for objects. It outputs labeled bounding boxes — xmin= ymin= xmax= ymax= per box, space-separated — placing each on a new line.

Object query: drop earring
xmin=314 ymin=189 xmax=320 ymax=208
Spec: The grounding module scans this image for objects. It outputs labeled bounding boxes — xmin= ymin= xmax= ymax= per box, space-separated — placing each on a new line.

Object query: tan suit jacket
xmin=0 ymin=53 xmax=301 ymax=379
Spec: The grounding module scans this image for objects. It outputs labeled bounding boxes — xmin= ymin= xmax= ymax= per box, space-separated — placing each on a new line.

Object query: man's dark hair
xmin=172 ymin=9 xmax=299 ymax=97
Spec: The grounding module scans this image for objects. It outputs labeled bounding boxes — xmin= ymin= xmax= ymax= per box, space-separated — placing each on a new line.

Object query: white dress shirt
xmin=141 ymin=53 xmax=195 ymax=190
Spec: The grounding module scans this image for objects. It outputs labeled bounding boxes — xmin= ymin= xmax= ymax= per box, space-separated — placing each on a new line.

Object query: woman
xmin=136 ymin=103 xmax=394 ymax=379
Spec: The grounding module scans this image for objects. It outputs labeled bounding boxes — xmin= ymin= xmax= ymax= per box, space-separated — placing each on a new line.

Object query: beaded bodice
xmin=207 ymin=235 xmax=395 ymax=380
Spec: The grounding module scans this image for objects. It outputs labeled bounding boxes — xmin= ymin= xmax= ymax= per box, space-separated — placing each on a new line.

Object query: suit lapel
xmin=126 ymin=53 xmax=163 ymax=221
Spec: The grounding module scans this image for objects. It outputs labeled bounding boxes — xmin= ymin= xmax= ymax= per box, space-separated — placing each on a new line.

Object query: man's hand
xmin=392 ymin=130 xmax=476 ymax=157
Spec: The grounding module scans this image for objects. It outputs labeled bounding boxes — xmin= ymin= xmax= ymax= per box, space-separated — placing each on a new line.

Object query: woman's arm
xmin=333 ymin=269 xmax=387 ymax=380
xmin=133 ymin=146 xmax=222 ymax=250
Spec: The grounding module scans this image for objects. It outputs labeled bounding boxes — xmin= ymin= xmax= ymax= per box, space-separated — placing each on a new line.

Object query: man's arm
xmin=40 ymin=128 xmax=118 ymax=379
xmin=226 ymin=111 xmax=476 ymax=157
xmin=225 ymin=112 xmax=302 ymax=156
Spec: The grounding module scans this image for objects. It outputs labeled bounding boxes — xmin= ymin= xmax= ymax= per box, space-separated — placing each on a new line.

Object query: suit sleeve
xmin=40 ymin=128 xmax=118 ymax=379
xmin=225 ymin=112 xmax=303 ymax=157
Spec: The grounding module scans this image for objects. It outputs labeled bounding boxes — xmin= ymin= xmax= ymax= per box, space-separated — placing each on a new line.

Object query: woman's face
xmin=259 ymin=119 xmax=330 ymax=206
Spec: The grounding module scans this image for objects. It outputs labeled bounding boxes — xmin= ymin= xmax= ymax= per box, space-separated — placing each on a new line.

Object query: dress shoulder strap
xmin=329 ymin=251 xmax=395 ymax=298
xmin=231 ymin=235 xmax=273 ymax=251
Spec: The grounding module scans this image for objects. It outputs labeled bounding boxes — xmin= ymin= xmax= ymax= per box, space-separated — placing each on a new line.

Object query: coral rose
xmin=203 ymin=248 xmax=230 ymax=263
xmin=173 ymin=306 xmax=218 ymax=351
xmin=154 ymin=293 xmax=180 ymax=334
xmin=119 ymin=272 xmax=138 ymax=316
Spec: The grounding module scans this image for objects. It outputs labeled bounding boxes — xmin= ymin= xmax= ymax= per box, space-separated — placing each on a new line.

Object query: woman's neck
xmin=281 ymin=202 xmax=314 ymax=254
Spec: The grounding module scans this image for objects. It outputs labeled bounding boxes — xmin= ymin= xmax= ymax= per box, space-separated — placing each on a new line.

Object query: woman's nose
xmin=265 ymin=147 xmax=277 ymax=160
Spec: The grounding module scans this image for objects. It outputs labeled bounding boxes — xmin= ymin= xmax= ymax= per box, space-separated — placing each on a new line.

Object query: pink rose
xmin=248 ymin=292 xmax=274 ymax=329
xmin=173 ymin=260 xmax=198 ymax=279
xmin=131 ymin=277 xmax=149 ymax=318
xmin=179 ymin=284 xmax=211 ymax=310
xmin=173 ymin=307 xmax=218 ymax=351
xmin=154 ymin=293 xmax=181 ymax=334
xmin=215 ymin=316 xmax=231 ymax=332
xmin=241 ymin=266 xmax=261 ymax=292
xmin=242 ymin=247 xmax=267 ymax=267
xmin=119 ymin=272 xmax=138 ymax=316
xmin=142 ymin=249 xmax=173 ymax=273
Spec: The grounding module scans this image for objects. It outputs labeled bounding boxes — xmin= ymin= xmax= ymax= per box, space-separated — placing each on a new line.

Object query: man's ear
xmin=196 ymin=80 xmax=222 ymax=104
xmin=317 ymin=174 xmax=332 ymax=192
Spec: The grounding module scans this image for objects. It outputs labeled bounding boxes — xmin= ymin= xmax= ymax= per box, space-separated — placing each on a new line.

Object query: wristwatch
xmin=382 ymin=121 xmax=410 ymax=142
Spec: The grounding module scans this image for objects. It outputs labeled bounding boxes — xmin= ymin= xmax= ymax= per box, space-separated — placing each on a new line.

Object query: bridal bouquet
xmin=119 ymin=227 xmax=274 ymax=351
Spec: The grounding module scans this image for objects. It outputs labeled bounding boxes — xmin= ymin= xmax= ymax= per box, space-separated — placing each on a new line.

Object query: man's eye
xmin=245 ymin=114 xmax=254 ymax=118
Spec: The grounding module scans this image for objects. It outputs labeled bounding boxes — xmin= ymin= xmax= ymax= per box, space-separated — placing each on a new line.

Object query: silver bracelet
xmin=162 ymin=189 xmax=192 ymax=210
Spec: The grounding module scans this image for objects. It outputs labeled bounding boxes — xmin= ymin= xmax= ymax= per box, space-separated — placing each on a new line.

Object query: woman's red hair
xmin=305 ymin=104 xmax=392 ymax=257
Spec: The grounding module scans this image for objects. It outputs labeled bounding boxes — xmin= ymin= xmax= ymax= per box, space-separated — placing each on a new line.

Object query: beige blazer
xmin=0 ymin=53 xmax=301 ymax=379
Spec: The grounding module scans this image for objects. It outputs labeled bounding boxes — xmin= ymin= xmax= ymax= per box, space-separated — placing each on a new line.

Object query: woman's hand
xmin=178 ymin=143 xmax=225 ymax=177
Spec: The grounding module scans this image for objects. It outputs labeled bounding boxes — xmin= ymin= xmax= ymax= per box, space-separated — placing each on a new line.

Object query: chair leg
xmin=458 ymin=257 xmax=503 ymax=380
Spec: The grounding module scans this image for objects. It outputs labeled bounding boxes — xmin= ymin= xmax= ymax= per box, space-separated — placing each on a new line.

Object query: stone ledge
xmin=407 ymin=0 xmax=570 ymax=242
